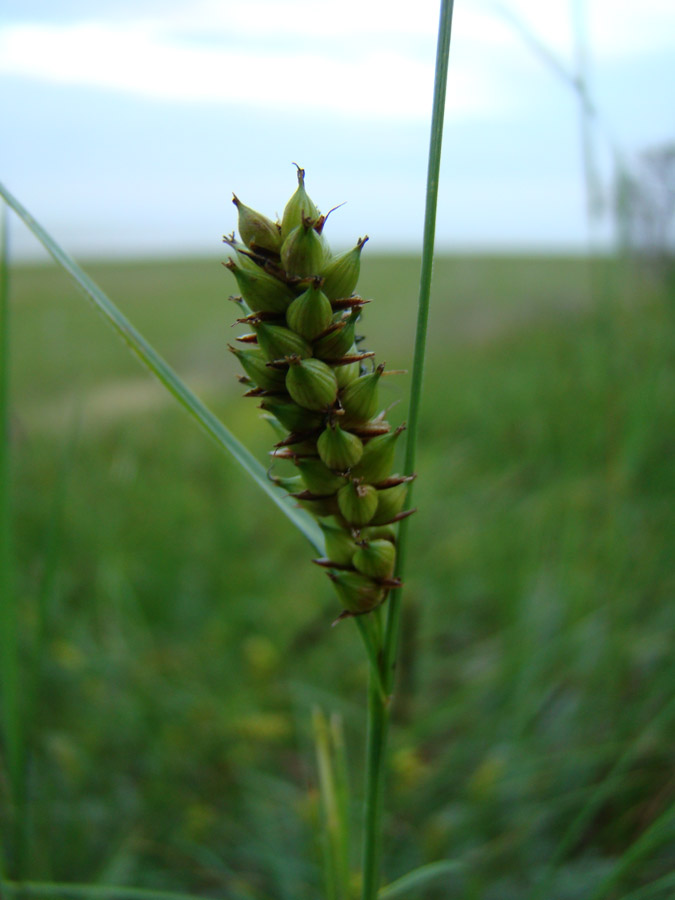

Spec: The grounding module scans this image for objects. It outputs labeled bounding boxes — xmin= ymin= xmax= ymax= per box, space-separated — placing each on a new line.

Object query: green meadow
xmin=3 ymin=253 xmax=674 ymax=897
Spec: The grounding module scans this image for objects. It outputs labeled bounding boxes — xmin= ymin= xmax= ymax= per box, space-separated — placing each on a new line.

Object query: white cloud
xmin=0 ymin=16 xmax=510 ymax=121
xmin=2 ymin=1 xmax=672 ymax=121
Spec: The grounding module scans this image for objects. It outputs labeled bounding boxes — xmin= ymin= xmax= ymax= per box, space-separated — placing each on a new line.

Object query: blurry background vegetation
xmin=3 ymin=247 xmax=674 ymax=897
xmin=2 ymin=0 xmax=675 ymax=896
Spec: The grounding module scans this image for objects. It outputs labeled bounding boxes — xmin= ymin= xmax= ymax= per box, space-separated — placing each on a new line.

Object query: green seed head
xmin=281 ymin=165 xmax=320 ymax=240
xmin=327 ymin=570 xmax=385 ymax=614
xmin=232 ymin=194 xmax=282 ymax=253
xmin=228 ymin=345 xmax=287 ymax=391
xmin=352 ymin=539 xmax=396 ymax=579
xmin=254 ymin=322 xmax=312 ymax=361
xmin=225 ymin=259 xmax=295 ymax=314
xmin=335 ymin=347 xmax=361 ymax=388
xmin=285 ymin=357 xmax=339 ymax=411
xmin=337 ymin=479 xmax=378 ymax=526
xmin=268 ymin=472 xmax=303 ymax=493
xmin=361 ymin=524 xmax=397 ymax=543
xmin=370 ymin=480 xmax=409 ymax=526
xmin=320 ymin=237 xmax=368 ymax=300
xmin=286 ymin=281 xmax=333 ymax=341
xmin=281 ymin=221 xmax=331 ymax=278
xmin=294 ymin=458 xmax=346 ymax=495
xmin=339 ymin=364 xmax=384 ymax=422
xmin=259 ymin=397 xmax=322 ymax=433
xmin=313 ymin=308 xmax=360 ymax=360
xmin=296 ymin=494 xmax=339 ymax=518
xmin=351 ymin=424 xmax=405 ymax=484
xmin=317 ymin=421 xmax=364 ymax=471
xmin=318 ymin=522 xmax=359 ymax=566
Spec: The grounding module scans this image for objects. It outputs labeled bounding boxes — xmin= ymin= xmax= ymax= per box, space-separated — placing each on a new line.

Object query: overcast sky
xmin=1 ymin=0 xmax=674 ymax=259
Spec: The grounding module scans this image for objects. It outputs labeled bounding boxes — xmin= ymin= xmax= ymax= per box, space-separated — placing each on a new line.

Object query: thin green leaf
xmin=0 ymin=881 xmax=217 ymax=900
xmin=361 ymin=3 xmax=457 ymax=898
xmin=0 ymin=181 xmax=323 ymax=553
xmin=378 ymin=860 xmax=463 ymax=899
xmin=587 ymin=801 xmax=675 ymax=900
xmin=0 ymin=201 xmax=26 ymax=879
xmin=528 ymin=694 xmax=675 ymax=900
xmin=617 ymin=870 xmax=675 ymax=900
xmin=383 ymin=0 xmax=456 ymax=690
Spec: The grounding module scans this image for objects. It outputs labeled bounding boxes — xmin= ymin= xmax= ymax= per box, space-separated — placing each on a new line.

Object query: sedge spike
xmin=225 ymin=168 xmax=413 ymax=618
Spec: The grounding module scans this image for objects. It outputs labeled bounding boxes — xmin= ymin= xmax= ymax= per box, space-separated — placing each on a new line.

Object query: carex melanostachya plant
xmin=225 ymin=167 xmax=414 ymax=624
xmin=0 ymin=2 xmax=457 ymax=897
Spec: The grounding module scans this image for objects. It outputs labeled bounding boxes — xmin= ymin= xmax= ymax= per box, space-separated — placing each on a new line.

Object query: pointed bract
xmin=281 ymin=166 xmax=320 ymax=240
xmin=233 ymin=194 xmax=282 ymax=252
xmin=320 ymin=237 xmax=368 ymax=300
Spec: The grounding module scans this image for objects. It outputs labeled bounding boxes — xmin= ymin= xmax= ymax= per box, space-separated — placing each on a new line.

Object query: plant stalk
xmin=360 ymin=2 xmax=456 ymax=897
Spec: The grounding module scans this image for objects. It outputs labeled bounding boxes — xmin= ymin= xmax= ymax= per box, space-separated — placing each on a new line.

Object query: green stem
xmin=359 ymin=4 xmax=456 ymax=898
xmin=360 ymin=661 xmax=390 ymax=900
xmin=0 ymin=203 xmax=25 ymax=879
xmin=383 ymin=0 xmax=455 ymax=692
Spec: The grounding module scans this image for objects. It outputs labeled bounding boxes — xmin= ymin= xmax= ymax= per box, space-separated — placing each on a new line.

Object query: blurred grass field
xmin=3 ymin=253 xmax=675 ymax=897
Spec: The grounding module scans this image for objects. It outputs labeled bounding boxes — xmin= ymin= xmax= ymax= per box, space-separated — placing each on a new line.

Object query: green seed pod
xmin=254 ymin=322 xmax=312 ymax=361
xmin=296 ymin=494 xmax=339 ymax=518
xmin=327 ymin=570 xmax=385 ymax=614
xmin=335 ymin=346 xmax=361 ymax=388
xmin=286 ymin=282 xmax=333 ymax=341
xmin=337 ymin=480 xmax=378 ymax=526
xmin=313 ymin=308 xmax=360 ymax=360
xmin=225 ymin=259 xmax=295 ymax=314
xmin=317 ymin=422 xmax=363 ymax=471
xmin=259 ymin=398 xmax=322 ymax=433
xmin=281 ymin=165 xmax=320 ymax=240
xmin=340 ymin=364 xmax=384 ymax=422
xmin=320 ymin=237 xmax=368 ymax=300
xmin=361 ymin=524 xmax=397 ymax=543
xmin=228 ymin=345 xmax=287 ymax=391
xmin=370 ymin=480 xmax=408 ymax=526
xmin=353 ymin=539 xmax=396 ymax=579
xmin=281 ymin=222 xmax=331 ymax=278
xmin=319 ymin=522 xmax=359 ymax=566
xmin=285 ymin=357 xmax=338 ymax=411
xmin=352 ymin=424 xmax=405 ymax=484
xmin=224 ymin=241 xmax=262 ymax=273
xmin=295 ymin=458 xmax=346 ymax=495
xmin=232 ymin=194 xmax=282 ymax=253
xmin=268 ymin=472 xmax=303 ymax=493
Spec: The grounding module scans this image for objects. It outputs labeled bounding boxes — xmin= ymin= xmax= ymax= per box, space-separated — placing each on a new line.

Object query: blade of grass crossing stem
xmin=330 ymin=712 xmax=352 ymax=896
xmin=0 ymin=202 xmax=26 ymax=879
xmin=587 ymin=801 xmax=675 ymax=900
xmin=617 ymin=870 xmax=675 ymax=900
xmin=313 ymin=708 xmax=351 ymax=900
xmin=0 ymin=182 xmax=323 ymax=554
xmin=360 ymin=4 xmax=456 ymax=900
xmin=378 ymin=860 xmax=463 ymax=899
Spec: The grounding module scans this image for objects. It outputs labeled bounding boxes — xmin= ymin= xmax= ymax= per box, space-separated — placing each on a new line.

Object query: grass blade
xmin=359 ymin=4 xmax=457 ymax=898
xmin=0 ymin=201 xmax=26 ymax=878
xmin=0 ymin=181 xmax=323 ymax=553
xmin=587 ymin=801 xmax=675 ymax=900
xmin=617 ymin=870 xmax=675 ymax=900
xmin=0 ymin=881 xmax=223 ymax=900
xmin=528 ymin=694 xmax=675 ymax=900
xmin=383 ymin=0 xmax=455 ymax=691
xmin=378 ymin=860 xmax=463 ymax=899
